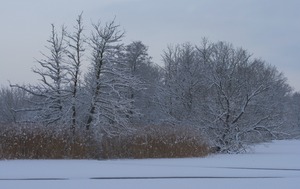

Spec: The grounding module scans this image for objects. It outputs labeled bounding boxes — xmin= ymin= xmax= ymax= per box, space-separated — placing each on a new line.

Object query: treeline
xmin=1 ymin=14 xmax=300 ymax=158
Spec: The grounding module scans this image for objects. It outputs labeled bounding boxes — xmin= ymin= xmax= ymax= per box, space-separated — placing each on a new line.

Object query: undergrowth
xmin=101 ymin=125 xmax=209 ymax=159
xmin=0 ymin=123 xmax=210 ymax=159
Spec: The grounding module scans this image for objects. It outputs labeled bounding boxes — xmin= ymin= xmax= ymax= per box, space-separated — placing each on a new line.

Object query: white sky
xmin=1 ymin=0 xmax=300 ymax=91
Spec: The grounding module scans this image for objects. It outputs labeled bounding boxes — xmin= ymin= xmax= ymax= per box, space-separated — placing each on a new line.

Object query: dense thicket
xmin=1 ymin=15 xmax=299 ymax=158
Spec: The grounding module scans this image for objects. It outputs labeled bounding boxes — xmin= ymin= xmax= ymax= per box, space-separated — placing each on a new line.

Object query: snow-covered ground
xmin=1 ymin=140 xmax=299 ymax=189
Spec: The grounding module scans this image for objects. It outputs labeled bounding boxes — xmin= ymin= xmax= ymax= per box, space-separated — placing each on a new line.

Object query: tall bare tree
xmin=65 ymin=13 xmax=85 ymax=134
xmin=11 ymin=24 xmax=68 ymax=125
xmin=85 ymin=19 xmax=139 ymax=135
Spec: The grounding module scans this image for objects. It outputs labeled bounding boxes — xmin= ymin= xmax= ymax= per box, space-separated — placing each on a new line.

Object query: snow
xmin=1 ymin=140 xmax=299 ymax=189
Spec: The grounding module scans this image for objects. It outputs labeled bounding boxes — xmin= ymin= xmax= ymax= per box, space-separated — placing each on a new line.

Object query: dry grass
xmin=0 ymin=124 xmax=210 ymax=159
xmin=0 ymin=123 xmax=101 ymax=159
xmin=101 ymin=125 xmax=210 ymax=159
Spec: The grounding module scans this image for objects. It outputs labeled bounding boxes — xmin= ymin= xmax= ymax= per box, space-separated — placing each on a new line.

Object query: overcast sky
xmin=1 ymin=0 xmax=300 ymax=91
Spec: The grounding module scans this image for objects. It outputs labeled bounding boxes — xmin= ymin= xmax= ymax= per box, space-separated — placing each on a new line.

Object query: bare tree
xmin=123 ymin=41 xmax=161 ymax=124
xmin=161 ymin=43 xmax=204 ymax=124
xmin=198 ymin=41 xmax=291 ymax=152
xmin=84 ymin=19 xmax=138 ymax=135
xmin=65 ymin=12 xmax=85 ymax=134
xmin=11 ymin=24 xmax=68 ymax=125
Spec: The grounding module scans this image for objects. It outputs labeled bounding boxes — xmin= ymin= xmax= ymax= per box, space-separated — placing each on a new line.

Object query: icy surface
xmin=0 ymin=140 xmax=299 ymax=189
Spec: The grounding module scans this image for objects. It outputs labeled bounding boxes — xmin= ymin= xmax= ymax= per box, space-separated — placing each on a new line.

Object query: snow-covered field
xmin=1 ymin=140 xmax=299 ymax=189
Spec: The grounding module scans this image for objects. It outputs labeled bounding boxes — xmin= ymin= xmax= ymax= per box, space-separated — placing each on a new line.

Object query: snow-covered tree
xmin=65 ymin=12 xmax=85 ymax=134
xmin=84 ymin=19 xmax=139 ymax=135
xmin=198 ymin=41 xmax=291 ymax=152
xmin=0 ymin=87 xmax=29 ymax=123
xmin=124 ymin=41 xmax=162 ymax=124
xmin=11 ymin=24 xmax=69 ymax=125
xmin=160 ymin=43 xmax=205 ymax=125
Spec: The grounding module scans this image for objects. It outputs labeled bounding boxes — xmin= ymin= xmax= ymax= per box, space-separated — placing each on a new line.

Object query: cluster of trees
xmin=159 ymin=41 xmax=298 ymax=152
xmin=9 ymin=14 xmax=155 ymax=136
xmin=1 ymin=14 xmax=299 ymax=153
